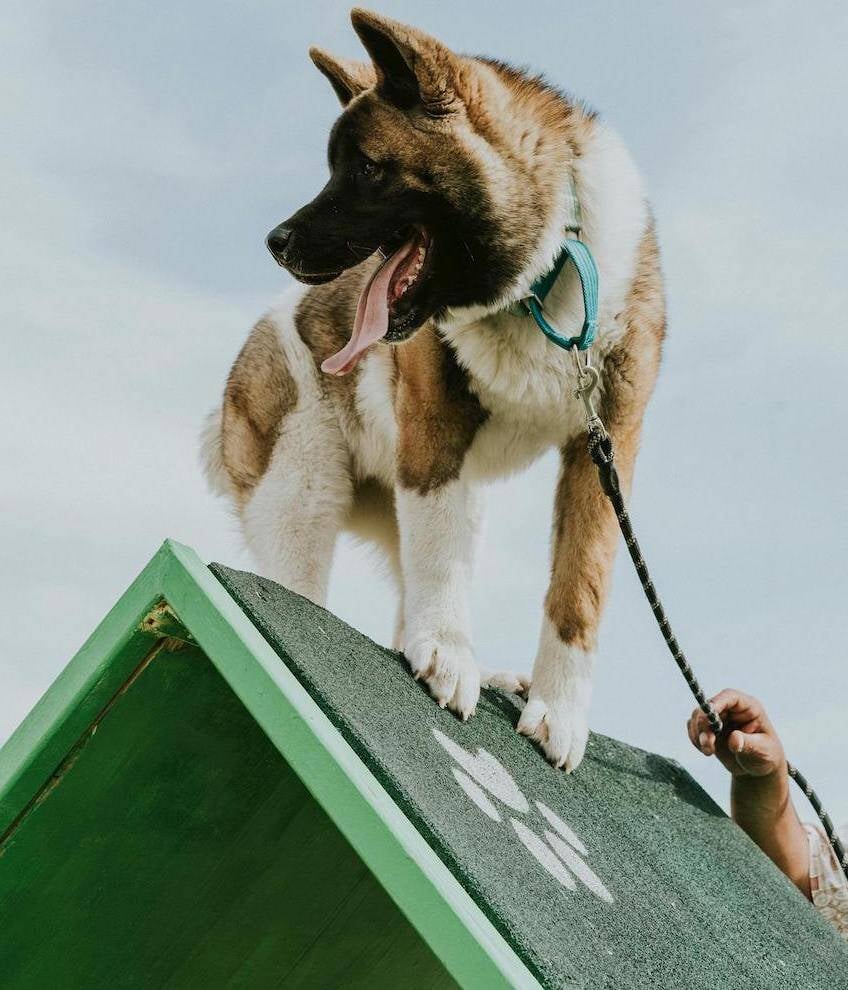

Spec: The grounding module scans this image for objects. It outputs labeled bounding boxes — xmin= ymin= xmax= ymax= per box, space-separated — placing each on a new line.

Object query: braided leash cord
xmin=586 ymin=426 xmax=722 ymax=735
xmin=586 ymin=423 xmax=848 ymax=883
xmin=788 ymin=764 xmax=848 ymax=876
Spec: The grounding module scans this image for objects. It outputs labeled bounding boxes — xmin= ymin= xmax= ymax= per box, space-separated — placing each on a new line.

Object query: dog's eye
xmin=359 ymin=159 xmax=383 ymax=182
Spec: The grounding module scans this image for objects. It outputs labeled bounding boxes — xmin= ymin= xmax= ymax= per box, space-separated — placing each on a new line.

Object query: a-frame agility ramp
xmin=1 ymin=541 xmax=846 ymax=988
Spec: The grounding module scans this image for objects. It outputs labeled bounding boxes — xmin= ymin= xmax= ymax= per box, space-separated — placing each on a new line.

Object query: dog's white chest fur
xmin=347 ymin=308 xmax=621 ymax=487
xmin=442 ymin=307 xmax=605 ymax=481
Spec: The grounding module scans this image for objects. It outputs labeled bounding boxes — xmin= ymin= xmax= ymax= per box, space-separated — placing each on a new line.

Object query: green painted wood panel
xmin=0 ymin=643 xmax=457 ymax=990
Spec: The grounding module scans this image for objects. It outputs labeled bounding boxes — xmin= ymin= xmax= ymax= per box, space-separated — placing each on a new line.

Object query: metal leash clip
xmin=571 ymin=348 xmax=606 ymax=436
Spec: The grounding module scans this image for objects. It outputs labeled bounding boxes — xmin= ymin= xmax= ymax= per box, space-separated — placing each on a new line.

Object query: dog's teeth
xmin=397 ymin=258 xmax=423 ymax=298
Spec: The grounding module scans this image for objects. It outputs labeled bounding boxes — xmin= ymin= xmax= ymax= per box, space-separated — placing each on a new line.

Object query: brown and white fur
xmin=202 ymin=9 xmax=664 ymax=772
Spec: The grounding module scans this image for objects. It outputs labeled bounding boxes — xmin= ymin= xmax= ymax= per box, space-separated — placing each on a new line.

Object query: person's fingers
xmin=688 ymin=710 xmax=715 ymax=751
xmin=690 ymin=697 xmax=744 ymax=739
xmin=708 ymin=688 xmax=743 ymax=713
xmin=727 ymin=729 xmax=780 ymax=774
xmin=698 ymin=730 xmax=716 ymax=756
xmin=728 ymin=730 xmax=746 ymax=754
xmin=687 ymin=692 xmax=781 ymax=776
xmin=686 ymin=691 xmax=767 ymax=742
xmin=687 ymin=712 xmax=701 ymax=749
xmin=708 ymin=689 xmax=761 ymax=722
xmin=689 ymin=707 xmax=715 ymax=739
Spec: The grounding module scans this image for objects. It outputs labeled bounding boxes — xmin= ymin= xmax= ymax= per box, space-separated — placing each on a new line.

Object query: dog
xmin=202 ymin=8 xmax=664 ymax=772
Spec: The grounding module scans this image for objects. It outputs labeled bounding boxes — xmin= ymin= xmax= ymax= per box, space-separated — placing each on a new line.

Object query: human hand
xmin=687 ymin=689 xmax=786 ymax=778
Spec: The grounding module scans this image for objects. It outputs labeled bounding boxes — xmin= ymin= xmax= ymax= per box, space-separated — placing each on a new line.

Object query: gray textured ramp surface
xmin=211 ymin=564 xmax=848 ymax=990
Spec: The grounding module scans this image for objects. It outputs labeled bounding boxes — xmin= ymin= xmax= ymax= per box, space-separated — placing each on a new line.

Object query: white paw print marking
xmin=433 ymin=728 xmax=613 ymax=904
xmin=450 ymin=769 xmax=501 ymax=822
xmin=434 ymin=729 xmax=529 ymax=813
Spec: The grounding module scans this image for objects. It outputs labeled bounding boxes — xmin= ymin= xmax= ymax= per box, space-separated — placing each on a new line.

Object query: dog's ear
xmin=350 ymin=8 xmax=460 ymax=116
xmin=309 ymin=47 xmax=376 ymax=106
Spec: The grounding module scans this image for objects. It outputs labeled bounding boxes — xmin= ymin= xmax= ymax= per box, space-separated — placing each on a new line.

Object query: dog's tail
xmin=199 ymin=406 xmax=231 ymax=498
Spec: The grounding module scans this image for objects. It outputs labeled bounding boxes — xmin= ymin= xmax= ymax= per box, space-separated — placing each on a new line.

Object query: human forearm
xmin=688 ymin=690 xmax=812 ymax=899
xmin=731 ymin=768 xmax=811 ymax=898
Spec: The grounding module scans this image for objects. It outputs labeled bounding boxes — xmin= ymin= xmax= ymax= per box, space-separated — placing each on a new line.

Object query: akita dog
xmin=203 ymin=9 xmax=664 ymax=771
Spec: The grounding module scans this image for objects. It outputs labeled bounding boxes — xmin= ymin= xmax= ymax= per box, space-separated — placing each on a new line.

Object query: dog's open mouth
xmin=321 ymin=228 xmax=431 ymax=376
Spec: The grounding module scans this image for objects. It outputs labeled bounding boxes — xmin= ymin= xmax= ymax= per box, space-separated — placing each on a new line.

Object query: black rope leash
xmin=787 ymin=763 xmax=848 ymax=877
xmin=575 ymin=366 xmax=848 ymax=882
xmin=587 ymin=428 xmax=723 ymax=736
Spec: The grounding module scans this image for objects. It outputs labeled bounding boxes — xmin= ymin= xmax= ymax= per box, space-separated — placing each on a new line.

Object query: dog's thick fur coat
xmin=203 ymin=9 xmax=665 ymax=771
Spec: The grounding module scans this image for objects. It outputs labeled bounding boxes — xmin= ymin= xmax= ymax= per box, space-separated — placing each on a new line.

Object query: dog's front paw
xmin=517 ymin=689 xmax=589 ymax=772
xmin=480 ymin=667 xmax=531 ymax=697
xmin=405 ymin=632 xmax=480 ymax=720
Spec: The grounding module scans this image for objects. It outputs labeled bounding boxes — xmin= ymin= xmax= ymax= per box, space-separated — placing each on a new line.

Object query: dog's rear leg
xmin=242 ymin=406 xmax=352 ymax=607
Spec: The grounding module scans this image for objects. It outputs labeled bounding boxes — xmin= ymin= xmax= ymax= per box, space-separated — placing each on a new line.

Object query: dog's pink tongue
xmin=321 ymin=238 xmax=415 ymax=376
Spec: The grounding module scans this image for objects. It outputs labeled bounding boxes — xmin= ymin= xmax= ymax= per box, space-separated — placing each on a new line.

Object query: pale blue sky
xmin=2 ymin=1 xmax=846 ymax=822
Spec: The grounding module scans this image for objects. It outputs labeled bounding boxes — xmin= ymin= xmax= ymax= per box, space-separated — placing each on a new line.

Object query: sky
xmin=2 ymin=0 xmax=846 ymax=825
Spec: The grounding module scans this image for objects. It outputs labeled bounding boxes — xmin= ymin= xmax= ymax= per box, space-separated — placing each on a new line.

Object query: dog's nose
xmin=266 ymin=225 xmax=294 ymax=263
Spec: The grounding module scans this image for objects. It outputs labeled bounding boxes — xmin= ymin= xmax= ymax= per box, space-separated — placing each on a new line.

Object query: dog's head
xmin=268 ymin=9 xmax=566 ymax=374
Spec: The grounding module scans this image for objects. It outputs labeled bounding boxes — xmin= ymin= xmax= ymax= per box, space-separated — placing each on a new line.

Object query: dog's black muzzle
xmin=265 ymin=221 xmax=343 ymax=284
